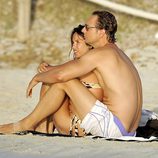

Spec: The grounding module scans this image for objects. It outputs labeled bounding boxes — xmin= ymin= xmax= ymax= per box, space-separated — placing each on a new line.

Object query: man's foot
xmin=0 ymin=122 xmax=33 ymax=134
xmin=0 ymin=123 xmax=16 ymax=134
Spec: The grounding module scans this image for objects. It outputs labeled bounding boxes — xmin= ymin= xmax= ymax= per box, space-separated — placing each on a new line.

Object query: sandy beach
xmin=0 ymin=46 xmax=158 ymax=158
xmin=0 ymin=0 xmax=158 ymax=157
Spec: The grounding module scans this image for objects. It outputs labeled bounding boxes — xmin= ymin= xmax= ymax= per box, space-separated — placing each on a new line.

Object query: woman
xmin=0 ymin=25 xmax=103 ymax=136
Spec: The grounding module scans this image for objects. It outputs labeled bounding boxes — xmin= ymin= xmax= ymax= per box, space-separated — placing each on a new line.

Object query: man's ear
xmin=99 ymin=29 xmax=106 ymax=37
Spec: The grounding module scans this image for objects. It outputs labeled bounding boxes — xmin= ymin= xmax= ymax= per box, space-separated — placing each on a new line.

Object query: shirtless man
xmin=34 ymin=25 xmax=103 ymax=136
xmin=0 ymin=11 xmax=142 ymax=138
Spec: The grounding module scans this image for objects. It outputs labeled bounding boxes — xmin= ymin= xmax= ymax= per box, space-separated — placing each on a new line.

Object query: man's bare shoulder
xmin=86 ymin=44 xmax=118 ymax=60
xmin=79 ymin=44 xmax=119 ymax=66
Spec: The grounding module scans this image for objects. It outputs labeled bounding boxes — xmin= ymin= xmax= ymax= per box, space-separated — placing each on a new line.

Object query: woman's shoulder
xmin=79 ymin=72 xmax=98 ymax=83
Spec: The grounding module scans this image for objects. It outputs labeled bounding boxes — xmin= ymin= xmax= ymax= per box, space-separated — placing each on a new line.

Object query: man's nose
xmin=82 ymin=26 xmax=86 ymax=33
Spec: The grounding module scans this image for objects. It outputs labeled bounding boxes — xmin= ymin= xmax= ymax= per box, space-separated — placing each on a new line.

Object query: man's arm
xmin=34 ymin=51 xmax=98 ymax=84
xmin=26 ymin=51 xmax=98 ymax=97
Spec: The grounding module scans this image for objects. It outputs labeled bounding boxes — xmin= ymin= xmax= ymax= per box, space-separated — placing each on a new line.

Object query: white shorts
xmin=80 ymin=100 xmax=136 ymax=138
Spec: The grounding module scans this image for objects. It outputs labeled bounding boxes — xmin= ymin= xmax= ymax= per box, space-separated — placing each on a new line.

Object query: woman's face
xmin=72 ymin=33 xmax=90 ymax=59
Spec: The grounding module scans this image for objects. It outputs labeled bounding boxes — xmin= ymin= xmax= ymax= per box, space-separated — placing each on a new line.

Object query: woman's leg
xmin=53 ymin=97 xmax=71 ymax=135
xmin=34 ymin=83 xmax=54 ymax=133
xmin=0 ymin=79 xmax=97 ymax=134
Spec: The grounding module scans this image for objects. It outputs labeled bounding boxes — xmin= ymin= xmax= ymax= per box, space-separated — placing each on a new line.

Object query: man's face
xmin=82 ymin=15 xmax=101 ymax=46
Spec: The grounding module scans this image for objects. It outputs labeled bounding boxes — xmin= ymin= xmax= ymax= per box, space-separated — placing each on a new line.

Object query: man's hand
xmin=26 ymin=76 xmax=39 ymax=98
xmin=37 ymin=62 xmax=52 ymax=73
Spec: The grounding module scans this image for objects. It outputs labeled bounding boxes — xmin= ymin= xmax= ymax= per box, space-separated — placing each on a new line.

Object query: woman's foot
xmin=34 ymin=121 xmax=54 ymax=134
xmin=34 ymin=116 xmax=54 ymax=134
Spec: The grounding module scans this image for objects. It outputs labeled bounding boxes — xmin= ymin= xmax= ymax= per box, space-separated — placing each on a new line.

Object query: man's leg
xmin=60 ymin=79 xmax=97 ymax=119
xmin=0 ymin=79 xmax=96 ymax=133
xmin=0 ymin=81 xmax=66 ymax=133
xmin=35 ymin=83 xmax=75 ymax=134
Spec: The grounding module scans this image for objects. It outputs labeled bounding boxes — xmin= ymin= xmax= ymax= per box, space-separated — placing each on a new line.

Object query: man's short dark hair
xmin=92 ymin=11 xmax=117 ymax=43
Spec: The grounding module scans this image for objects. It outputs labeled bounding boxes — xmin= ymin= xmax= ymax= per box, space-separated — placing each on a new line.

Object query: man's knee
xmin=49 ymin=82 xmax=65 ymax=90
xmin=49 ymin=81 xmax=74 ymax=89
xmin=49 ymin=79 xmax=79 ymax=90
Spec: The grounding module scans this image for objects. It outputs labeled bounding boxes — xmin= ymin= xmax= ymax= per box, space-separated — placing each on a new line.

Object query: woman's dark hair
xmin=70 ymin=24 xmax=84 ymax=47
xmin=69 ymin=24 xmax=84 ymax=58
xmin=92 ymin=10 xmax=117 ymax=43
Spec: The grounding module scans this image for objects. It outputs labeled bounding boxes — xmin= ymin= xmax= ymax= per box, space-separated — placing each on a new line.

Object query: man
xmin=0 ymin=11 xmax=142 ymax=138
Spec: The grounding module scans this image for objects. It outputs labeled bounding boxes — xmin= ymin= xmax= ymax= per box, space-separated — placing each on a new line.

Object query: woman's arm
xmin=26 ymin=49 xmax=100 ymax=97
xmin=37 ymin=62 xmax=53 ymax=73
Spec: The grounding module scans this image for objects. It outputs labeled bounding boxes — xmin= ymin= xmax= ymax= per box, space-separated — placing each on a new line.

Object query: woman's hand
xmin=37 ymin=62 xmax=52 ymax=73
xmin=26 ymin=76 xmax=39 ymax=98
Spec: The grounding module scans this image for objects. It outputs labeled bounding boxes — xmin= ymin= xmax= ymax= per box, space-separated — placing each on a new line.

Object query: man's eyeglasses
xmin=84 ymin=24 xmax=98 ymax=31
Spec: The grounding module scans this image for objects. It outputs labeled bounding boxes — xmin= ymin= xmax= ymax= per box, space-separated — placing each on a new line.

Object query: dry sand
xmin=0 ymin=48 xmax=158 ymax=158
